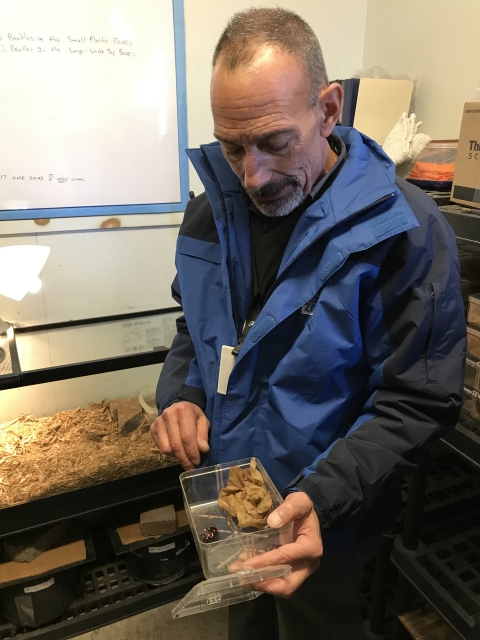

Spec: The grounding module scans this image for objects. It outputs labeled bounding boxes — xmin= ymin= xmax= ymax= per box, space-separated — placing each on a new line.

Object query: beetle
xmin=201 ymin=526 xmax=218 ymax=543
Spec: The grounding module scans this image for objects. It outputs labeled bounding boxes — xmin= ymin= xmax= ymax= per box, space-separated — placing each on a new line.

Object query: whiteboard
xmin=0 ymin=0 xmax=189 ymax=219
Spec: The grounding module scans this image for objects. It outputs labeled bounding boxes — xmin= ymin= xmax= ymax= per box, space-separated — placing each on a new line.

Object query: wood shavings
xmin=0 ymin=400 xmax=176 ymax=510
xmin=218 ymin=459 xmax=273 ymax=529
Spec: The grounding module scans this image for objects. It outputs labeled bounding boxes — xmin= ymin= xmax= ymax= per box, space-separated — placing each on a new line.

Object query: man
xmin=151 ymin=7 xmax=466 ymax=639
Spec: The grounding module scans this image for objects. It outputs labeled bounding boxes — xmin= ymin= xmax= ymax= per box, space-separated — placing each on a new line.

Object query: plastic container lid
xmin=171 ymin=564 xmax=292 ymax=618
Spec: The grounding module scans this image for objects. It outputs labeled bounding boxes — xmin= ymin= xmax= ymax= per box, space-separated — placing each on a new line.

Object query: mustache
xmin=245 ymin=176 xmax=300 ymax=199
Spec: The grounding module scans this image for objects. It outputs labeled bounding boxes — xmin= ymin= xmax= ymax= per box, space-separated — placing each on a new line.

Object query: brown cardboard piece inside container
xmin=218 ymin=459 xmax=273 ymax=529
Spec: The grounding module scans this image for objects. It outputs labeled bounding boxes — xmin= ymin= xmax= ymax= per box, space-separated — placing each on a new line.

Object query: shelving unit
xmin=388 ymin=198 xmax=480 ymax=640
xmin=0 ymin=309 xmax=201 ymax=639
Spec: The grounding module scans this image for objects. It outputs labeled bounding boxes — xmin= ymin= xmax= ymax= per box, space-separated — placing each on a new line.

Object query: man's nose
xmin=242 ymin=149 xmax=270 ymax=192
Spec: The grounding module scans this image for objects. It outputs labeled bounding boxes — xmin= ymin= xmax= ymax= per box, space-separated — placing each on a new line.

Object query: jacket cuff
xmin=158 ymin=385 xmax=206 ymax=414
xmin=295 ymin=477 xmax=335 ymax=530
xmin=158 ymin=390 xmax=180 ymax=413
xmin=178 ymin=384 xmax=207 ymax=412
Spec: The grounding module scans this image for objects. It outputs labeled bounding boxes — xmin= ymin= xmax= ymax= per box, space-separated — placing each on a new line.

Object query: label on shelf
xmin=149 ymin=542 xmax=176 ymax=554
xmin=24 ymin=577 xmax=55 ymax=593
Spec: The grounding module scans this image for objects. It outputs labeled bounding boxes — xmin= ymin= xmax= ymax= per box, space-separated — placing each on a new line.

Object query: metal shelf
xmin=0 ymin=307 xmax=179 ymax=389
xmin=0 ymin=347 xmax=169 ymax=390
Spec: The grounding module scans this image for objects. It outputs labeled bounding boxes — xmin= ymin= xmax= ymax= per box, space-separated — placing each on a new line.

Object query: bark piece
xmin=140 ymin=504 xmax=177 ymax=536
xmin=109 ymin=398 xmax=143 ymax=435
xmin=3 ymin=522 xmax=69 ymax=563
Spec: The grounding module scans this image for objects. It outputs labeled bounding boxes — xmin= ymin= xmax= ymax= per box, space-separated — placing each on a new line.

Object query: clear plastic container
xmin=138 ymin=385 xmax=158 ymax=423
xmin=408 ymin=140 xmax=458 ymax=184
xmin=172 ymin=458 xmax=293 ymax=617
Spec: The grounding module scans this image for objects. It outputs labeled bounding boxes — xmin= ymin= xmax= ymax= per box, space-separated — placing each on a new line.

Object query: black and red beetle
xmin=201 ymin=526 xmax=218 ymax=543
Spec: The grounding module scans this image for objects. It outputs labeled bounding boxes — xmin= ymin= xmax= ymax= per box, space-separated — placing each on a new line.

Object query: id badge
xmin=217 ymin=345 xmax=236 ymax=395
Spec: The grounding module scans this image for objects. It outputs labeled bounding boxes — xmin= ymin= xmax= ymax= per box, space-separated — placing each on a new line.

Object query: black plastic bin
xmin=0 ymin=568 xmax=76 ymax=627
xmin=125 ymin=532 xmax=193 ymax=586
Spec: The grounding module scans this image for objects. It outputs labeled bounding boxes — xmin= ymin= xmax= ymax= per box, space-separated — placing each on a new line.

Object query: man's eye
xmin=264 ymin=141 xmax=289 ymax=153
xmin=224 ymin=146 xmax=244 ymax=159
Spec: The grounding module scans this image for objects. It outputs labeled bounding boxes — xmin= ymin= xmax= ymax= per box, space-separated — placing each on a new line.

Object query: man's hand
xmin=242 ymin=491 xmax=323 ymax=598
xmin=150 ymin=401 xmax=210 ymax=470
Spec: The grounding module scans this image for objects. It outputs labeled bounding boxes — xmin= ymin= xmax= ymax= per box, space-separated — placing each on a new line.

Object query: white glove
xmin=382 ymin=113 xmax=431 ymax=179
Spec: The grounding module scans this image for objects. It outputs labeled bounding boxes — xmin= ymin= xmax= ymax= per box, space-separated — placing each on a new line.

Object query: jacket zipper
xmin=424 ymin=283 xmax=435 ymax=377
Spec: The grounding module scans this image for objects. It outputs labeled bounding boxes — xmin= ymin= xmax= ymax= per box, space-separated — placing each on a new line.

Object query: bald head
xmin=213 ymin=7 xmax=329 ymax=109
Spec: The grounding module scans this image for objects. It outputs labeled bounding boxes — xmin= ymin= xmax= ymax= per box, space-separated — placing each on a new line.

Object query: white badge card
xmin=217 ymin=346 xmax=236 ymax=395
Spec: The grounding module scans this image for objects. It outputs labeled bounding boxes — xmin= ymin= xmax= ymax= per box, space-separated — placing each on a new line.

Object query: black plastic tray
xmin=442 ymin=417 xmax=480 ymax=471
xmin=410 ymin=454 xmax=480 ymax=517
xmin=0 ymin=556 xmax=203 ymax=639
xmin=391 ymin=510 xmax=480 ymax=639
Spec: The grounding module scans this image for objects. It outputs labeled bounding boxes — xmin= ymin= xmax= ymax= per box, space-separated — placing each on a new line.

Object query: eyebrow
xmin=213 ymin=127 xmax=296 ymax=146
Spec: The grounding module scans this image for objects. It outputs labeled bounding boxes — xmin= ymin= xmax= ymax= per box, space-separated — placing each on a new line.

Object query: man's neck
xmin=323 ymin=143 xmax=339 ymax=175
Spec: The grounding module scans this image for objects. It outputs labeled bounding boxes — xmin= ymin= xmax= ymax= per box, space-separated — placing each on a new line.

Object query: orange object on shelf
xmin=409 ymin=161 xmax=456 ymax=182
xmin=408 ymin=140 xmax=458 ymax=183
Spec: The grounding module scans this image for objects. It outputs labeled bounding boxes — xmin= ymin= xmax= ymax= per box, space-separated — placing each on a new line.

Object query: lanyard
xmin=231 ymin=240 xmax=282 ymax=357
xmin=231 ymin=302 xmax=260 ymax=356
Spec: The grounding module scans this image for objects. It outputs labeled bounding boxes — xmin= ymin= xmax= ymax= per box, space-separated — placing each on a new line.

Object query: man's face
xmin=211 ymin=47 xmax=336 ymax=217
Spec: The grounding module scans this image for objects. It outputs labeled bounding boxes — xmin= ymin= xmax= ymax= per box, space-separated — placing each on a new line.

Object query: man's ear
xmin=318 ymin=83 xmax=343 ymax=137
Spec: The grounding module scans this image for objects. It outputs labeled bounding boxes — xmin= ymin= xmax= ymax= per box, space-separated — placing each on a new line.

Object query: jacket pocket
xmin=177 ymin=235 xmax=223 ymax=265
xmin=425 ymin=281 xmax=442 ymax=383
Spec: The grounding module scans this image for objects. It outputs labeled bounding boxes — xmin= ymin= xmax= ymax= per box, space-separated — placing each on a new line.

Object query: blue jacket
xmin=157 ymin=127 xmax=466 ymax=540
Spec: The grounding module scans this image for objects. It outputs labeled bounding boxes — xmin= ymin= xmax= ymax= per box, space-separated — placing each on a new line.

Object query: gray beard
xmin=244 ymin=178 xmax=306 ymax=218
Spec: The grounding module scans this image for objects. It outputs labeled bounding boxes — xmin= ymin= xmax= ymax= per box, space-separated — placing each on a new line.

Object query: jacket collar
xmin=186 ymin=126 xmax=399 ymax=225
xmin=186 ymin=127 xmax=407 ymax=273
xmin=186 ymin=127 xmax=419 ymax=360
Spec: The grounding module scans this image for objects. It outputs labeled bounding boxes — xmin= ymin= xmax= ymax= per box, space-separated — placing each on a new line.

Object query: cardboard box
xmin=465 ymin=356 xmax=480 ymax=390
xmin=467 ymin=324 xmax=480 ymax=358
xmin=451 ymin=102 xmax=480 ymax=209
xmin=468 ymin=293 xmax=480 ymax=326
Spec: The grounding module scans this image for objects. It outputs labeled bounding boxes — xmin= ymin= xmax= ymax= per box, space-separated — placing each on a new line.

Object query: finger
xmin=156 ymin=421 xmax=173 ymax=456
xmin=249 ymin=565 xmax=312 ymax=598
xmin=267 ymin=492 xmax=313 ymax=529
xmin=243 ymin=539 xmax=322 ymax=570
xmin=149 ymin=418 xmax=172 ymax=455
xmin=196 ymin=413 xmax=211 ymax=453
xmin=164 ymin=410 xmax=196 ymax=470
xmin=177 ymin=404 xmax=203 ymax=465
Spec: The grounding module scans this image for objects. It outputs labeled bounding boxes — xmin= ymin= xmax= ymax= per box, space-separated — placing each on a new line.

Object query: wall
xmin=363 ymin=0 xmax=480 ymax=139
xmin=0 ymin=0 xmax=368 ymax=421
